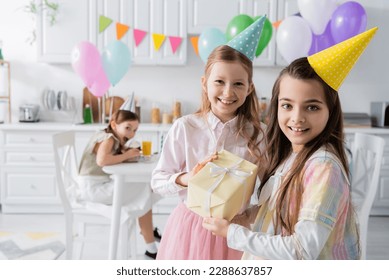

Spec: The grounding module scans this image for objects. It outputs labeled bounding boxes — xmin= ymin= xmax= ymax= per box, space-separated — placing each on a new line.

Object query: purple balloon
xmin=330 ymin=1 xmax=367 ymax=43
xmin=308 ymin=22 xmax=335 ymax=55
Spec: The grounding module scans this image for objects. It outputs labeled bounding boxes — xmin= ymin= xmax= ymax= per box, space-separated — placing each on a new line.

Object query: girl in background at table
xmin=78 ymin=106 xmax=161 ymax=259
xmin=151 ymin=17 xmax=267 ymax=260
xmin=202 ymin=28 xmax=378 ymax=259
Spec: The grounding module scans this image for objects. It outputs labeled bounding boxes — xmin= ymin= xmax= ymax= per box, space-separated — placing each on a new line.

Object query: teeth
xmin=291 ymin=127 xmax=306 ymax=132
xmin=219 ymin=99 xmax=235 ymax=104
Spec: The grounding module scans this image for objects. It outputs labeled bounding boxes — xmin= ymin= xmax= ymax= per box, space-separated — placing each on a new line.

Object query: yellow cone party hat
xmin=308 ymin=27 xmax=378 ymax=91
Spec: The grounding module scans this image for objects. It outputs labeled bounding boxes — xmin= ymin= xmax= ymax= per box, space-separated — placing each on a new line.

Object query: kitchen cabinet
xmin=0 ymin=123 xmax=177 ymax=214
xmin=36 ymin=0 xmax=98 ymax=63
xmin=98 ymin=0 xmax=187 ymax=65
xmin=36 ymin=0 xmax=297 ymax=66
xmin=187 ymin=0 xmax=249 ymax=34
xmin=37 ymin=0 xmax=187 ymax=65
xmin=0 ymin=129 xmax=62 ymax=213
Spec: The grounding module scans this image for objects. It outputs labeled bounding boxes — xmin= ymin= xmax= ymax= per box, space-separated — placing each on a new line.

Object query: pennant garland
xmin=190 ymin=36 xmax=199 ymax=55
xmin=133 ymin=29 xmax=147 ymax=47
xmin=116 ymin=23 xmax=130 ymax=40
xmin=152 ymin=33 xmax=166 ymax=51
xmin=99 ymin=15 xmax=113 ymax=33
xmin=168 ymin=36 xmax=182 ymax=54
xmin=99 ymin=15 xmax=184 ymax=54
xmin=99 ymin=14 xmax=300 ymax=57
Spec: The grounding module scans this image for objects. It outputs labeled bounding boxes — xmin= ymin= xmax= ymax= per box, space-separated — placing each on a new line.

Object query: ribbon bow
xmin=204 ymin=160 xmax=253 ymax=217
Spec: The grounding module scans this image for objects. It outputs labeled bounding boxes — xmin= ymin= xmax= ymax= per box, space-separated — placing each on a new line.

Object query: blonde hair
xmin=196 ymin=45 xmax=264 ymax=163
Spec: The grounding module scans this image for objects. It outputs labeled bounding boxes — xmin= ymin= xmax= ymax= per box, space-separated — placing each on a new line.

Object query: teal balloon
xmin=102 ymin=40 xmax=132 ymax=86
xmin=226 ymin=14 xmax=254 ymax=41
xmin=198 ymin=27 xmax=227 ymax=63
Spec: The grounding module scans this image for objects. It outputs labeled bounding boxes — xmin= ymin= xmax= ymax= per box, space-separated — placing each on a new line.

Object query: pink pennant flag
xmin=168 ymin=36 xmax=183 ymax=54
xmin=133 ymin=29 xmax=147 ymax=47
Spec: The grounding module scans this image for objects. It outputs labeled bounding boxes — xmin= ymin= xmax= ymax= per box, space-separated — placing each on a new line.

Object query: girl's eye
xmin=281 ymin=104 xmax=291 ymax=110
xmin=215 ymin=80 xmax=224 ymax=84
xmin=307 ymin=105 xmax=319 ymax=111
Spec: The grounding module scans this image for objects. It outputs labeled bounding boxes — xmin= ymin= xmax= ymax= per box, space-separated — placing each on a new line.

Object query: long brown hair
xmin=196 ymin=45 xmax=264 ymax=162
xmin=260 ymin=57 xmax=349 ymax=234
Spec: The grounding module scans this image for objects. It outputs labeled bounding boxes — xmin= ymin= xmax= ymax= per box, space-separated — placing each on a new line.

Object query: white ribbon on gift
xmin=204 ymin=159 xmax=253 ymax=217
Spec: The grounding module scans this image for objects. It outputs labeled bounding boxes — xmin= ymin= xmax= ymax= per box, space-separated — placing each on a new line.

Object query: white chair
xmin=52 ymin=131 xmax=150 ymax=259
xmin=350 ymin=133 xmax=385 ymax=259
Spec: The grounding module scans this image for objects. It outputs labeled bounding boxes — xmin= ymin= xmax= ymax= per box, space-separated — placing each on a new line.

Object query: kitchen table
xmin=102 ymin=158 xmax=158 ymax=259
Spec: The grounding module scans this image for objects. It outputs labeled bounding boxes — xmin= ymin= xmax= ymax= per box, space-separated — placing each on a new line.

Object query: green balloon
xmin=226 ymin=14 xmax=254 ymax=41
xmin=254 ymin=16 xmax=273 ymax=57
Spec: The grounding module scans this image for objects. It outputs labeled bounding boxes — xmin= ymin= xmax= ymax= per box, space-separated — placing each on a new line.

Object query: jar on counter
xmin=172 ymin=100 xmax=181 ymax=121
xmin=162 ymin=112 xmax=173 ymax=124
xmin=151 ymin=105 xmax=160 ymax=124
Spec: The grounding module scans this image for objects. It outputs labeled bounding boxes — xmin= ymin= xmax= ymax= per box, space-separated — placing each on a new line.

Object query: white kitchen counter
xmin=0 ymin=122 xmax=172 ymax=132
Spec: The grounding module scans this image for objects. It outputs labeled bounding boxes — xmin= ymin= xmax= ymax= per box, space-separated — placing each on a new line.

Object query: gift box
xmin=187 ymin=150 xmax=258 ymax=221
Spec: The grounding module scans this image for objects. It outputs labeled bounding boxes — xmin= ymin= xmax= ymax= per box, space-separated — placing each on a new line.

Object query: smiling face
xmin=278 ymin=75 xmax=329 ymax=153
xmin=202 ymin=61 xmax=252 ymax=123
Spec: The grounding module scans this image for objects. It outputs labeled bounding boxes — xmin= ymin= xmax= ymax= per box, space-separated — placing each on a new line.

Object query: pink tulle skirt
xmin=157 ymin=202 xmax=243 ymax=260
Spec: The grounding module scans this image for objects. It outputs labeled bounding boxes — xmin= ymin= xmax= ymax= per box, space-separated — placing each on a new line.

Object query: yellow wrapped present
xmin=187 ymin=150 xmax=258 ymax=221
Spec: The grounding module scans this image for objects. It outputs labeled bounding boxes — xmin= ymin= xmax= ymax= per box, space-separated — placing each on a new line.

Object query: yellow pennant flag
xmin=152 ymin=33 xmax=166 ymax=51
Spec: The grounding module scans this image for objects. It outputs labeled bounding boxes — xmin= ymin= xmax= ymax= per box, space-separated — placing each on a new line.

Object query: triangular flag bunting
xmin=168 ymin=36 xmax=183 ymax=54
xmin=190 ymin=36 xmax=199 ymax=56
xmin=133 ymin=29 xmax=147 ymax=47
xmin=116 ymin=23 xmax=130 ymax=40
xmin=152 ymin=33 xmax=166 ymax=51
xmin=99 ymin=15 xmax=113 ymax=33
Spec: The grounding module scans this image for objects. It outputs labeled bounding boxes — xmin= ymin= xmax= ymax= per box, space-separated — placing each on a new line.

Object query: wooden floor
xmin=0 ymin=213 xmax=388 ymax=260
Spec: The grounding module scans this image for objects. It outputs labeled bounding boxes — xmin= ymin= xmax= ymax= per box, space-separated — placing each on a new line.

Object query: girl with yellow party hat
xmin=202 ymin=27 xmax=377 ymax=259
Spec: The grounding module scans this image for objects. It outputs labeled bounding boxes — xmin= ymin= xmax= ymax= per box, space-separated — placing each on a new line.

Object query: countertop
xmin=1 ymin=122 xmax=389 ymax=134
xmin=0 ymin=122 xmax=172 ymax=132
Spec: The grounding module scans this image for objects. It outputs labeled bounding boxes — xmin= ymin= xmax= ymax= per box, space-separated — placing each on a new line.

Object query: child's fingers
xmin=202 ymin=218 xmax=216 ymax=231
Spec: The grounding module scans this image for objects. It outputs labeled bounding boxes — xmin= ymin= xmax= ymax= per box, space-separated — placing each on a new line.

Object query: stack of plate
xmin=41 ymin=88 xmax=70 ymax=111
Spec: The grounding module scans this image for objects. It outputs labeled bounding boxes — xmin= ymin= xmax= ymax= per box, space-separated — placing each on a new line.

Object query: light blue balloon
xmin=198 ymin=28 xmax=227 ymax=63
xmin=102 ymin=40 xmax=132 ymax=86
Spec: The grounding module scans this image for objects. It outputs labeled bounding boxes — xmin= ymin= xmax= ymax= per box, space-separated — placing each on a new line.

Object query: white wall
xmin=0 ymin=0 xmax=388 ymax=123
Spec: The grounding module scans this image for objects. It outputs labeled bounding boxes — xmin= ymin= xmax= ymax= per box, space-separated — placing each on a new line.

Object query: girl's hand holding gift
xmin=202 ymin=217 xmax=230 ymax=238
xmin=192 ymin=152 xmax=218 ymax=175
xmin=176 ymin=152 xmax=218 ymax=187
